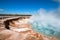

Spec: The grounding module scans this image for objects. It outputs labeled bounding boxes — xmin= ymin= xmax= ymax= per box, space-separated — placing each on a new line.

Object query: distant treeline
xmin=0 ymin=14 xmax=31 ymax=16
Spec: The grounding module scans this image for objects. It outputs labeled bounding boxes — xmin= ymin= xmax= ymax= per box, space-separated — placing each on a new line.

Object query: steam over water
xmin=29 ymin=8 xmax=60 ymax=39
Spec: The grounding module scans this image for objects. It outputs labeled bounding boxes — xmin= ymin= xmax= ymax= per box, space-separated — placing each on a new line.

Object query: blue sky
xmin=0 ymin=0 xmax=59 ymax=14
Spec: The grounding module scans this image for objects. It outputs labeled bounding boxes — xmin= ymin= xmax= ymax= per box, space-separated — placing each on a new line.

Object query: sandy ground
xmin=0 ymin=19 xmax=58 ymax=40
xmin=0 ymin=27 xmax=58 ymax=40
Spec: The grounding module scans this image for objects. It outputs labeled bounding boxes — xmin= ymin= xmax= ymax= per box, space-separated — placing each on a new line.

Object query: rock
xmin=0 ymin=28 xmax=58 ymax=40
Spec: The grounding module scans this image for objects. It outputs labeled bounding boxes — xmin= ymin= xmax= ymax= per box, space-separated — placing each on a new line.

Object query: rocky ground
xmin=0 ymin=20 xmax=58 ymax=40
xmin=0 ymin=27 xmax=58 ymax=40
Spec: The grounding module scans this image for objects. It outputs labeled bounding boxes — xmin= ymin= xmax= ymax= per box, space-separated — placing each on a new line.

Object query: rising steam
xmin=29 ymin=8 xmax=60 ymax=38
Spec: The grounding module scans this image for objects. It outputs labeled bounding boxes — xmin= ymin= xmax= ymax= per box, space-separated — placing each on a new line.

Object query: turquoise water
xmin=29 ymin=13 xmax=60 ymax=40
xmin=30 ymin=21 xmax=55 ymax=36
xmin=30 ymin=21 xmax=60 ymax=39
